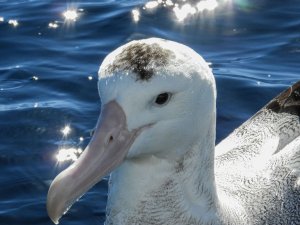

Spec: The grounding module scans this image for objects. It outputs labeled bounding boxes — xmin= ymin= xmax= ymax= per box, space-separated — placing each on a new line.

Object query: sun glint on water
xmin=61 ymin=125 xmax=71 ymax=136
xmin=56 ymin=148 xmax=83 ymax=162
xmin=132 ymin=0 xmax=230 ymax=23
xmin=63 ymin=9 xmax=78 ymax=21
xmin=8 ymin=19 xmax=18 ymax=27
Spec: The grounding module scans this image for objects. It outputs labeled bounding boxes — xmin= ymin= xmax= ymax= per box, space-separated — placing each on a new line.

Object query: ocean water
xmin=0 ymin=0 xmax=299 ymax=224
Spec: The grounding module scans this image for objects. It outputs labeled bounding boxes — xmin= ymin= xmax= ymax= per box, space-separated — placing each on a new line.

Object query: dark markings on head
xmin=106 ymin=42 xmax=175 ymax=81
xmin=266 ymin=80 xmax=300 ymax=116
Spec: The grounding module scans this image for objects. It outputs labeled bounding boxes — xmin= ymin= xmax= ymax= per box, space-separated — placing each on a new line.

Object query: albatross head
xmin=47 ymin=38 xmax=216 ymax=224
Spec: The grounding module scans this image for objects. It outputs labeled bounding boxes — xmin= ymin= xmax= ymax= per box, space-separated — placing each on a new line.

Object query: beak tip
xmin=47 ymin=185 xmax=62 ymax=225
xmin=51 ymin=218 xmax=59 ymax=225
xmin=47 ymin=204 xmax=61 ymax=225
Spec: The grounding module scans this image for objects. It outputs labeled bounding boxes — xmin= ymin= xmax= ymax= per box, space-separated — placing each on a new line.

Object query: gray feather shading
xmin=216 ymin=81 xmax=300 ymax=224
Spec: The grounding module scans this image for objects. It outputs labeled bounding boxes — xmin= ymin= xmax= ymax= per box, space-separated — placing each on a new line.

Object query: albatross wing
xmin=215 ymin=81 xmax=300 ymax=224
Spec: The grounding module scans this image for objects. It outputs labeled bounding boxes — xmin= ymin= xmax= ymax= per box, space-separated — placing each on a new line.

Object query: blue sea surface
xmin=0 ymin=0 xmax=299 ymax=224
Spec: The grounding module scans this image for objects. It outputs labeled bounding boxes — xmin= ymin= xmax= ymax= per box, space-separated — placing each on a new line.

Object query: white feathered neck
xmin=104 ymin=112 xmax=225 ymax=225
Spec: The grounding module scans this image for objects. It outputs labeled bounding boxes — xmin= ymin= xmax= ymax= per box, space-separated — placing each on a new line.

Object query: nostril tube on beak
xmin=105 ymin=135 xmax=114 ymax=146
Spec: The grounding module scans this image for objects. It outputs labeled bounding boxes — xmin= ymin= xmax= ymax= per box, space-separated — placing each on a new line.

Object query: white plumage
xmin=47 ymin=38 xmax=300 ymax=225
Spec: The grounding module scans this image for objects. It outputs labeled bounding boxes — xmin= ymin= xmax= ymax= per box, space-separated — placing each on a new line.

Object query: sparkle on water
xmin=131 ymin=0 xmax=231 ymax=22
xmin=32 ymin=76 xmax=39 ymax=81
xmin=132 ymin=9 xmax=140 ymax=22
xmin=173 ymin=4 xmax=196 ymax=21
xmin=165 ymin=0 xmax=174 ymax=6
xmin=172 ymin=0 xmax=220 ymax=21
xmin=8 ymin=19 xmax=18 ymax=27
xmin=61 ymin=125 xmax=71 ymax=136
xmin=145 ymin=1 xmax=160 ymax=9
xmin=56 ymin=148 xmax=83 ymax=162
xmin=4 ymin=1 xmax=232 ymax=31
xmin=197 ymin=0 xmax=218 ymax=11
xmin=63 ymin=9 xmax=78 ymax=21
xmin=48 ymin=22 xmax=59 ymax=29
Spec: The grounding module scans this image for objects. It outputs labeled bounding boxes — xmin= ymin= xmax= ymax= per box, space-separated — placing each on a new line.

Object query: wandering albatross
xmin=47 ymin=38 xmax=300 ymax=225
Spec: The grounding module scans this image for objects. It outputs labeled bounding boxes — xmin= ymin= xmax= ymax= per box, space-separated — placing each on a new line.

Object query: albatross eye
xmin=155 ymin=92 xmax=171 ymax=105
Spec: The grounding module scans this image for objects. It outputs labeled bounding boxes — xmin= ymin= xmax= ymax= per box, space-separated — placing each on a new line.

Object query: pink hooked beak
xmin=47 ymin=101 xmax=142 ymax=224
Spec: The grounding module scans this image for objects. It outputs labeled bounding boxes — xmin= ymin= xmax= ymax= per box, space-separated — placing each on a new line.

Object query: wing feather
xmin=215 ymin=81 xmax=300 ymax=223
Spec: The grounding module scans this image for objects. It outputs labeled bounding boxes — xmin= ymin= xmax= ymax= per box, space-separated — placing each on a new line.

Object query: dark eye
xmin=155 ymin=93 xmax=170 ymax=105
